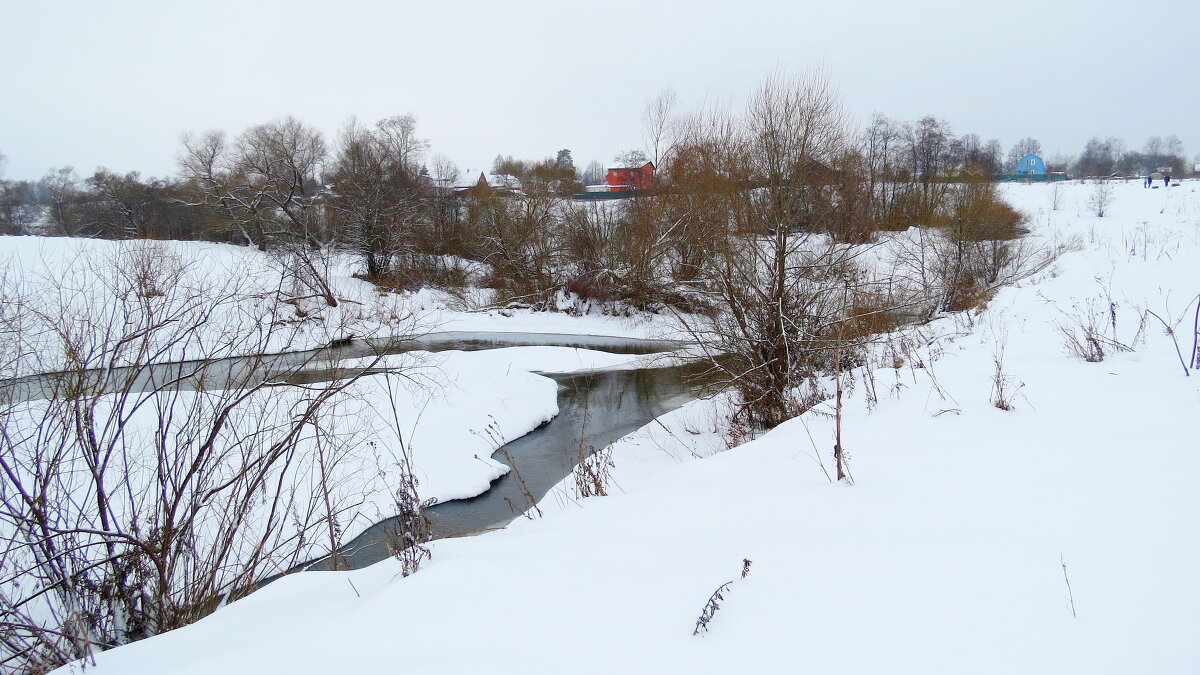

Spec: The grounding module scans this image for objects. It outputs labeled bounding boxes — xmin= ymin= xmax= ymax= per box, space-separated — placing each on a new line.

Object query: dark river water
xmin=304 ymin=362 xmax=707 ymax=570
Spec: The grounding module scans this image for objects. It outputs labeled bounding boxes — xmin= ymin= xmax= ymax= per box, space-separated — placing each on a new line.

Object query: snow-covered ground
xmin=0 ymin=234 xmax=680 ymax=549
xmin=334 ymin=345 xmax=682 ymax=509
xmin=0 ymin=235 xmax=672 ymax=380
xmin=44 ymin=180 xmax=1200 ymax=672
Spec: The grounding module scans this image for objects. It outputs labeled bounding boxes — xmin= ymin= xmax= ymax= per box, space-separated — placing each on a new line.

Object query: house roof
xmin=606 ymin=162 xmax=655 ymax=171
xmin=460 ymin=172 xmax=522 ymax=190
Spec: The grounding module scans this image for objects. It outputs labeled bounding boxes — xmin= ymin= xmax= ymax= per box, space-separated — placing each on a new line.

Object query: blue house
xmin=1015 ymin=154 xmax=1046 ymax=176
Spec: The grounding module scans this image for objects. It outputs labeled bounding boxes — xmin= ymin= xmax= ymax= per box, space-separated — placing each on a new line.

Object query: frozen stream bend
xmin=305 ymin=362 xmax=706 ymax=570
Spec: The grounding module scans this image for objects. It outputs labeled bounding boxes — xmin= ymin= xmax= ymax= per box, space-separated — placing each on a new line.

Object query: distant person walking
xmin=1165 ymin=174 xmax=1171 ymax=187
xmin=1145 ymin=175 xmax=1152 ymax=188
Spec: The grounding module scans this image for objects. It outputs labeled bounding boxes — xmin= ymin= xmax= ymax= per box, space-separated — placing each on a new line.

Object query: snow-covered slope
xmin=53 ymin=180 xmax=1200 ymax=673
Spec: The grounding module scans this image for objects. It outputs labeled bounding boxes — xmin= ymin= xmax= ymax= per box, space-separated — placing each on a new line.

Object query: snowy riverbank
xmin=44 ymin=180 xmax=1200 ymax=673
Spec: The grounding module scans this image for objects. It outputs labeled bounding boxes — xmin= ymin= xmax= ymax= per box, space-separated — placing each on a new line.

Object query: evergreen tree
xmin=555 ymin=148 xmax=575 ymax=172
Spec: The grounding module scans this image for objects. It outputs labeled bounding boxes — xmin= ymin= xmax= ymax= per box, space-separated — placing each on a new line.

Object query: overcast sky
xmin=1 ymin=0 xmax=1196 ymax=181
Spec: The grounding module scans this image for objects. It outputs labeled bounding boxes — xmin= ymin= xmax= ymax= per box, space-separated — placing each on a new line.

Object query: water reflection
xmin=304 ymin=362 xmax=708 ymax=570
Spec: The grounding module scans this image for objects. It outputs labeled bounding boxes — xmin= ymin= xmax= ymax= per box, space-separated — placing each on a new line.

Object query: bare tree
xmin=1005 ymin=137 xmax=1042 ymax=170
xmin=80 ymin=169 xmax=157 ymax=239
xmin=325 ymin=115 xmax=429 ymax=281
xmin=642 ymin=88 xmax=680 ymax=169
xmin=179 ymin=117 xmax=337 ymax=306
xmin=612 ymin=149 xmax=649 ymax=169
xmin=982 ymin=138 xmax=1004 ymax=174
xmin=427 ymin=153 xmax=468 ymax=257
xmin=0 ymin=179 xmax=36 ymax=236
xmin=861 ymin=113 xmax=909 ymax=230
xmin=903 ymin=116 xmax=957 ymax=225
xmin=0 ymin=244 xmax=403 ymax=671
xmin=580 ymin=160 xmax=606 ymax=186
xmin=472 ymin=182 xmax=564 ymax=306
xmin=1143 ymin=136 xmax=1164 ymax=157
xmin=671 ymin=72 xmax=885 ymax=435
xmin=38 ymin=167 xmax=83 ymax=236
xmin=430 ymin=153 xmax=459 ymax=187
xmin=1075 ymin=137 xmax=1118 ymax=178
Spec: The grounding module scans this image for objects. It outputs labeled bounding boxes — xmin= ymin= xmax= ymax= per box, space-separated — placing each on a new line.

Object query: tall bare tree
xmin=642 ymin=88 xmax=680 ymax=170
xmin=326 ymin=115 xmax=429 ymax=281
xmin=179 ymin=117 xmax=336 ymax=306
xmin=38 ymin=167 xmax=84 ymax=236
xmin=903 ymin=116 xmax=957 ymax=225
xmin=672 ymin=72 xmax=884 ymax=437
xmin=1005 ymin=137 xmax=1042 ymax=170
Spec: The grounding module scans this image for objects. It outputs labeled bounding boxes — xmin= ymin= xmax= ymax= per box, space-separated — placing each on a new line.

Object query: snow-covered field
xmin=42 ymin=180 xmax=1200 ymax=673
xmin=0 ymin=236 xmax=669 ymax=381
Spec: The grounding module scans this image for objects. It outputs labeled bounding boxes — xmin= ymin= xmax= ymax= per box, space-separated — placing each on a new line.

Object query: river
xmin=1 ymin=331 xmax=708 ymax=572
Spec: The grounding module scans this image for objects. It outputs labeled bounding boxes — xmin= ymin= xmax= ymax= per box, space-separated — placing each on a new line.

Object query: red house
xmin=606 ymin=162 xmax=655 ymax=191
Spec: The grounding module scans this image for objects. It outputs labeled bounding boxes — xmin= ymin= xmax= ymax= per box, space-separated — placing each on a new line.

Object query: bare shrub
xmin=934 ymin=175 xmax=1030 ymax=311
xmin=122 ymin=241 xmax=181 ymax=298
xmin=561 ymin=202 xmax=627 ymax=305
xmin=1050 ymin=181 xmax=1064 ymax=211
xmin=1088 ymin=180 xmax=1114 ymax=217
xmin=472 ymin=191 xmax=563 ymax=308
xmin=387 ymin=447 xmax=435 ymax=576
xmin=1052 ymin=292 xmax=1139 ymax=363
xmin=573 ymin=445 xmax=615 ymax=499
xmin=374 ymin=373 xmax=437 ymax=577
xmin=676 ymin=237 xmax=866 ymax=428
xmin=989 ymin=343 xmax=1018 ymax=411
xmin=669 ymin=72 xmax=890 ymax=434
xmin=367 ymin=254 xmax=471 ymax=293
xmin=0 ymin=248 xmax=408 ymax=671
xmin=719 ymin=412 xmax=756 ymax=450
xmin=497 ymin=449 xmax=543 ymax=519
xmin=896 ymin=216 xmax=1060 ymax=318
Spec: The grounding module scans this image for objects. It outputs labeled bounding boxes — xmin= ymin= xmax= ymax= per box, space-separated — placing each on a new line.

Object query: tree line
xmin=0 ymin=115 xmax=1190 ymax=245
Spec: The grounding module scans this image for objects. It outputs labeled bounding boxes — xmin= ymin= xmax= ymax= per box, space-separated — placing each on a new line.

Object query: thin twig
xmin=1061 ymin=553 xmax=1077 ymax=619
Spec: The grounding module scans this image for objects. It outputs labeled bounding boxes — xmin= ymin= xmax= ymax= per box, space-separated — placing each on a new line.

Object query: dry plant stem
xmin=381 ymin=372 xmax=435 ymax=577
xmin=1144 ymin=306 xmax=1195 ymax=376
xmin=1061 ymin=554 xmax=1077 ymax=619
xmin=990 ymin=344 xmax=1015 ymax=411
xmin=834 ymin=344 xmax=848 ymax=483
xmin=1192 ymin=296 xmax=1200 ymax=370
xmin=498 ymin=449 xmax=542 ymax=519
xmin=693 ymin=559 xmax=753 ymax=636
xmin=692 ymin=581 xmax=735 ymax=637
xmin=571 ymin=378 xmax=614 ymax=499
